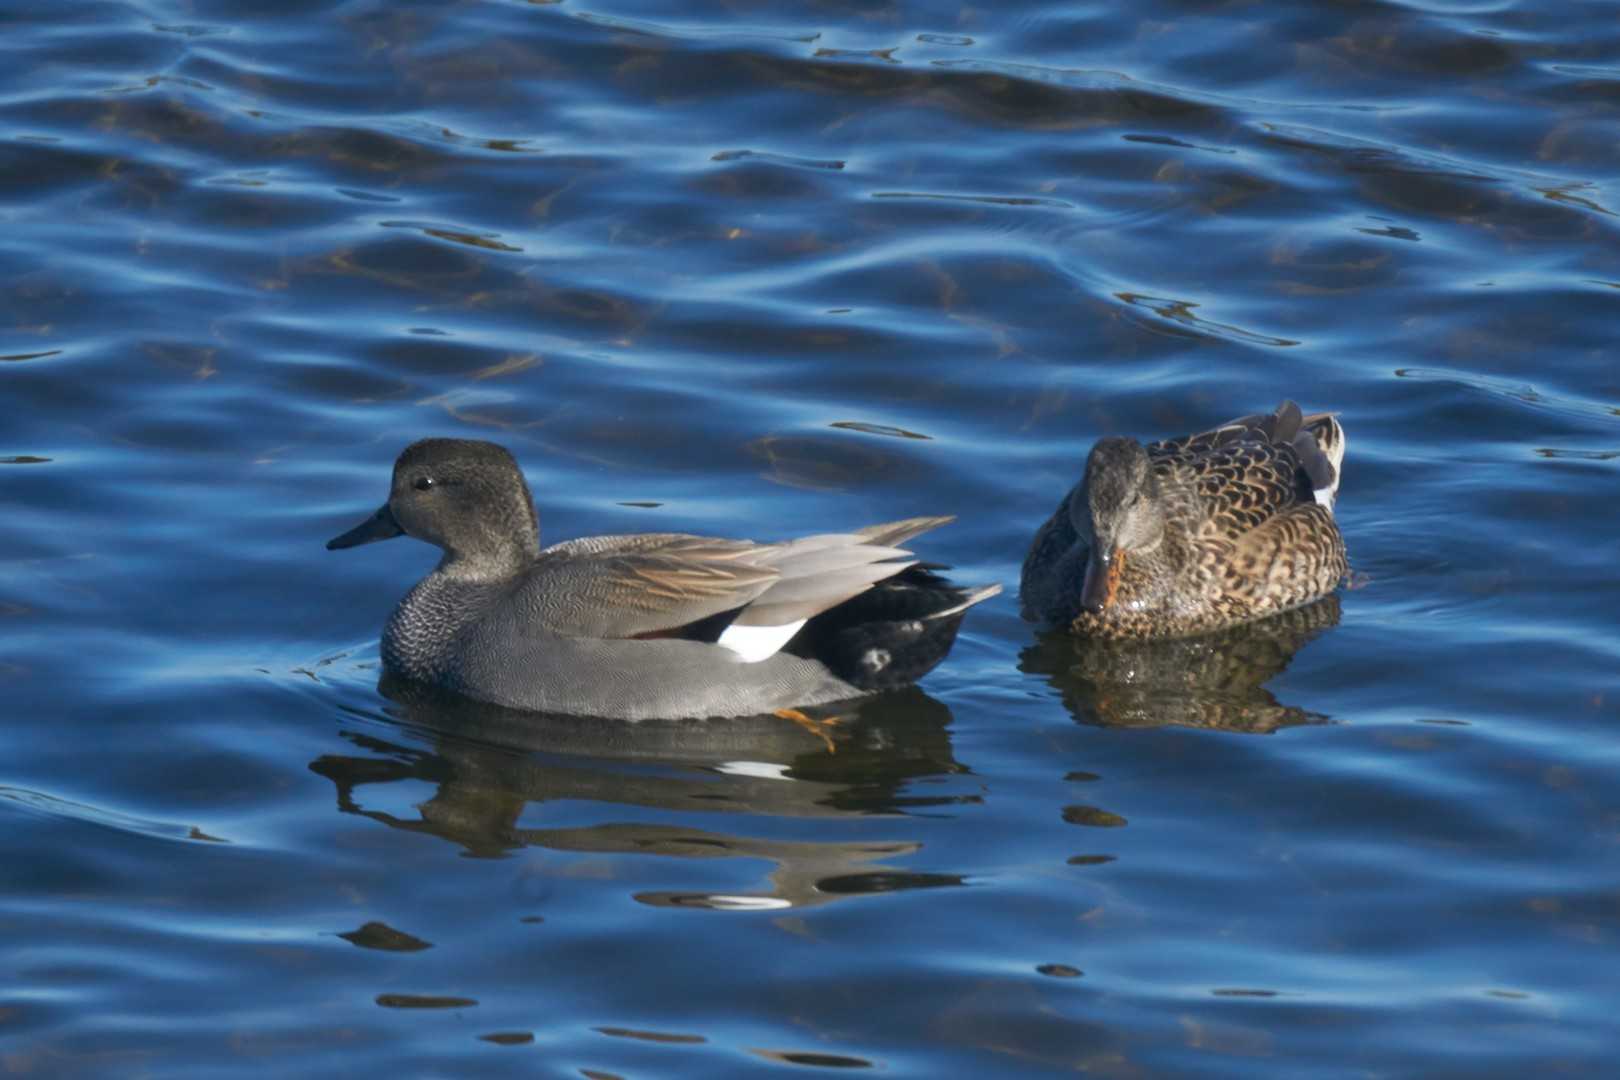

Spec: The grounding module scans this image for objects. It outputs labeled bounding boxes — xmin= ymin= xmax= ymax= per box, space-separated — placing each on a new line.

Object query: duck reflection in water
xmin=1019 ymin=594 xmax=1341 ymax=733
xmin=310 ymin=676 xmax=971 ymax=910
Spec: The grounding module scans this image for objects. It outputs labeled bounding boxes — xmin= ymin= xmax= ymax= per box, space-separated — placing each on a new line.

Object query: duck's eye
xmin=413 ymin=476 xmax=435 ymax=491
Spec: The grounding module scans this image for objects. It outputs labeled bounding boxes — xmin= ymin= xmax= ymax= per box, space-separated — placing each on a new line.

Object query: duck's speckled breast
xmin=1070 ymin=507 xmax=1347 ymax=640
xmin=1068 ymin=531 xmax=1221 ymax=640
xmin=382 ymin=572 xmax=507 ymax=685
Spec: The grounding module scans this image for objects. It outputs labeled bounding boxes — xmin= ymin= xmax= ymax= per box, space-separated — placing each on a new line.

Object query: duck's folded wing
xmin=1155 ymin=401 xmax=1329 ymax=532
xmin=520 ymin=533 xmax=787 ymax=640
xmin=1165 ymin=400 xmax=1338 ymax=494
xmin=522 ymin=523 xmax=934 ymax=647
xmin=1162 ymin=400 xmax=1303 ymax=457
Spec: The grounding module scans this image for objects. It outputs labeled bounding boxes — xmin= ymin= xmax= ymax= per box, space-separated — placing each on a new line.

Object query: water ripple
xmin=0 ymin=787 xmax=226 ymax=844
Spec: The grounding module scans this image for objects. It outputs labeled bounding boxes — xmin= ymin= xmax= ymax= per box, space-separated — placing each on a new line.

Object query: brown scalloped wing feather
xmin=1149 ymin=425 xmax=1312 ymax=537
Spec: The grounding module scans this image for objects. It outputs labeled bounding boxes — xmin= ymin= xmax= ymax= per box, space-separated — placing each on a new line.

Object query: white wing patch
xmin=716 ymin=619 xmax=808 ymax=662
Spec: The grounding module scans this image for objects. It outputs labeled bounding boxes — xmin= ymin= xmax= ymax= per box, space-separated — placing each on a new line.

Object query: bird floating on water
xmin=328 ymin=438 xmax=999 ymax=720
xmin=1020 ymin=400 xmax=1347 ymax=639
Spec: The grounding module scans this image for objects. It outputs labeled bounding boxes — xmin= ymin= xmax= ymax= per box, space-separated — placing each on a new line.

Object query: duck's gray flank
xmin=329 ymin=438 xmax=999 ymax=719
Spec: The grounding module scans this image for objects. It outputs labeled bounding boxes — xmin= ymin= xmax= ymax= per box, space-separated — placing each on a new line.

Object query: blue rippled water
xmin=4 ymin=0 xmax=1619 ymax=1075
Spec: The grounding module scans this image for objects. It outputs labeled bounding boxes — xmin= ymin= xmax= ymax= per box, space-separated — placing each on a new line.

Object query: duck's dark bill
xmin=326 ymin=504 xmax=403 ymax=550
xmin=1079 ymin=547 xmax=1122 ymax=613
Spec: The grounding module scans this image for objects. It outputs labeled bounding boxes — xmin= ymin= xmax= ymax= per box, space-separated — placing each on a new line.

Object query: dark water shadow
xmin=309 ymin=679 xmax=967 ymax=910
xmin=1019 ymin=596 xmax=1341 ymax=734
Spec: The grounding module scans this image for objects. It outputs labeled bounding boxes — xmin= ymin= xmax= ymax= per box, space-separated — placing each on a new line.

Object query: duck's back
xmin=1147 ymin=405 xmax=1347 ymax=631
xmin=1149 ymin=403 xmax=1342 ymax=532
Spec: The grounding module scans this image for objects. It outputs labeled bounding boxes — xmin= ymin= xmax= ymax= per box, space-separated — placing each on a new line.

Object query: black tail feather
xmin=786 ymin=566 xmax=999 ymax=692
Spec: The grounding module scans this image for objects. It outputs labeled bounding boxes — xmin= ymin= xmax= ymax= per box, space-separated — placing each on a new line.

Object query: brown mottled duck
xmin=1020 ymin=401 xmax=1347 ymax=639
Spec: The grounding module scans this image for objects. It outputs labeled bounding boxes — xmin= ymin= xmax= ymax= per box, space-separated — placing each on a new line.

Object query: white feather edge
xmin=1313 ymin=416 xmax=1346 ymax=513
xmin=716 ymin=619 xmax=809 ymax=662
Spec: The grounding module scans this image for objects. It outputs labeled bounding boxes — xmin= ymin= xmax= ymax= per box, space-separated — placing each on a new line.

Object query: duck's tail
xmin=786 ymin=569 xmax=1002 ymax=692
xmin=1299 ymin=410 xmax=1345 ymax=510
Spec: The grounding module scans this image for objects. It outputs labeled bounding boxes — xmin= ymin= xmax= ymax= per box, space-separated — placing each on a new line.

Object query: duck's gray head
xmin=1069 ymin=436 xmax=1163 ymax=613
xmin=326 ymin=438 xmax=541 ymax=578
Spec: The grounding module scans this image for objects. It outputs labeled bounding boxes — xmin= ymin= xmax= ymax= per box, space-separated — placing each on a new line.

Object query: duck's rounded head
xmin=327 ymin=438 xmax=540 ymax=577
xmin=1069 ymin=436 xmax=1164 ymax=613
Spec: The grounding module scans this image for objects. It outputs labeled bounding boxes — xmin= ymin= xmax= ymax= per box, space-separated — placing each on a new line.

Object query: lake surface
xmin=4 ymin=0 xmax=1619 ymax=1075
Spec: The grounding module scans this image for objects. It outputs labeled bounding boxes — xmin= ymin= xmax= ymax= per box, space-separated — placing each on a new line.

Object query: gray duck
xmin=1020 ymin=401 xmax=1346 ymax=639
xmin=327 ymin=439 xmax=999 ymax=720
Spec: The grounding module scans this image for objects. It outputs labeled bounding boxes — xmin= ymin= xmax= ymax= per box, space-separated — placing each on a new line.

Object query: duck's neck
xmin=435 ymin=542 xmax=534 ymax=584
xmin=436 ymin=489 xmax=542 ymax=582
